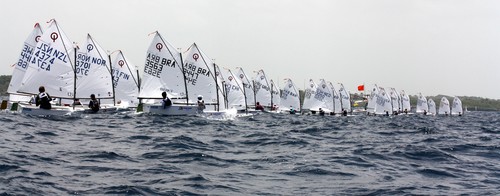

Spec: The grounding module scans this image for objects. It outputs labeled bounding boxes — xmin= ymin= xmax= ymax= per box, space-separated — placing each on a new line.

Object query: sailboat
xmin=6 ymin=23 xmax=44 ymax=109
xmin=235 ymin=67 xmax=255 ymax=111
xmin=72 ymin=34 xmax=117 ymax=113
xmin=427 ymin=98 xmax=436 ymax=115
xmin=111 ymin=50 xmax=139 ymax=108
xmin=138 ymin=32 xmax=198 ymax=115
xmin=338 ymin=83 xmax=351 ymax=112
xmin=220 ymin=67 xmax=246 ymax=111
xmin=270 ymin=79 xmax=281 ymax=111
xmin=400 ymin=90 xmax=411 ymax=114
xmin=182 ymin=43 xmax=226 ymax=114
xmin=451 ymin=96 xmax=463 ymax=116
xmin=366 ymin=85 xmax=379 ymax=115
xmin=302 ymin=79 xmax=320 ymax=113
xmin=253 ymin=70 xmax=272 ymax=108
xmin=328 ymin=81 xmax=342 ymax=115
xmin=438 ymin=97 xmax=450 ymax=115
xmin=416 ymin=93 xmax=428 ymax=115
xmin=389 ymin=87 xmax=401 ymax=113
xmin=279 ymin=78 xmax=300 ymax=114
xmin=374 ymin=86 xmax=392 ymax=115
xmin=17 ymin=19 xmax=77 ymax=116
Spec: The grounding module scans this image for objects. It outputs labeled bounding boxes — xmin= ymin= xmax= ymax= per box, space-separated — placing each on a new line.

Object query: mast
xmin=213 ymin=63 xmax=220 ymax=111
xmin=179 ymin=50 xmax=189 ymax=105
xmin=73 ymin=46 xmax=77 ymax=110
xmin=108 ymin=54 xmax=116 ymax=106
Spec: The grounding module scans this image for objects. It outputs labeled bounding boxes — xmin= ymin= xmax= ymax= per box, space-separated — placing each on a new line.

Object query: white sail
xmin=220 ymin=67 xmax=245 ymax=110
xmin=328 ymin=81 xmax=342 ymax=114
xmin=270 ymin=79 xmax=280 ymax=109
xmin=416 ymin=93 xmax=428 ymax=114
xmin=451 ymin=96 xmax=463 ymax=115
xmin=8 ymin=23 xmax=44 ymax=102
xmin=366 ymin=85 xmax=379 ymax=113
xmin=183 ymin=43 xmax=225 ymax=111
xmin=253 ymin=70 xmax=272 ymax=107
xmin=389 ymin=88 xmax=401 ymax=112
xmin=111 ymin=51 xmax=139 ymax=107
xmin=375 ymin=87 xmax=392 ymax=115
xmin=400 ymin=90 xmax=411 ymax=112
xmin=315 ymin=79 xmax=334 ymax=112
xmin=339 ymin=83 xmax=351 ymax=112
xmin=427 ymin=98 xmax=436 ymax=115
xmin=139 ymin=32 xmax=186 ymax=100
xmin=235 ymin=67 xmax=255 ymax=107
xmin=438 ymin=97 xmax=451 ymax=115
xmin=75 ymin=34 xmax=113 ymax=99
xmin=302 ymin=79 xmax=321 ymax=111
xmin=18 ymin=19 xmax=75 ymax=98
xmin=279 ymin=78 xmax=300 ymax=112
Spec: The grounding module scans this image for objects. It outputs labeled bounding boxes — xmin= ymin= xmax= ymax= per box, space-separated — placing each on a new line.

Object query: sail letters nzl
xmin=33 ymin=42 xmax=68 ymax=71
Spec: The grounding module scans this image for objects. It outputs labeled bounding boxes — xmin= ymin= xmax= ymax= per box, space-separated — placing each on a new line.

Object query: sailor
xmin=423 ymin=110 xmax=427 ymax=115
xmin=255 ymin=102 xmax=264 ymax=111
xmin=197 ymin=95 xmax=205 ymax=112
xmin=404 ymin=108 xmax=408 ymax=114
xmin=342 ymin=109 xmax=348 ymax=116
xmin=162 ymin=91 xmax=172 ymax=109
xmin=88 ymin=94 xmax=100 ymax=113
xmin=289 ymin=106 xmax=296 ymax=114
xmin=319 ymin=108 xmax=325 ymax=116
xmin=35 ymin=86 xmax=52 ymax=110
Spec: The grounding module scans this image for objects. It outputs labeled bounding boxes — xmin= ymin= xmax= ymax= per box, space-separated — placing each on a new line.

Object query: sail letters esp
xmin=33 ymin=42 xmax=68 ymax=71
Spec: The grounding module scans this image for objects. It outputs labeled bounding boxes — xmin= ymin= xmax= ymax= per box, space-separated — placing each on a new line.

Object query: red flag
xmin=357 ymin=85 xmax=364 ymax=91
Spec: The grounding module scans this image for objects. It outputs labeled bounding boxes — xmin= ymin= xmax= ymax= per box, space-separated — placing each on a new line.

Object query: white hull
xmin=18 ymin=104 xmax=74 ymax=116
xmin=143 ymin=104 xmax=199 ymax=116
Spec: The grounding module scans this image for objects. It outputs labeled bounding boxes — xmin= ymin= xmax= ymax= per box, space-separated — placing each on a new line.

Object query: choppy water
xmin=0 ymin=111 xmax=499 ymax=195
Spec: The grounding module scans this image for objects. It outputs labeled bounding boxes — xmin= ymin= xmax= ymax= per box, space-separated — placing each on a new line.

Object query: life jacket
xmin=90 ymin=99 xmax=100 ymax=112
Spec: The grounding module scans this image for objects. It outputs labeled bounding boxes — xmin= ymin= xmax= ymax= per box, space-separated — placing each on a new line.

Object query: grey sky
xmin=2 ymin=0 xmax=499 ymax=99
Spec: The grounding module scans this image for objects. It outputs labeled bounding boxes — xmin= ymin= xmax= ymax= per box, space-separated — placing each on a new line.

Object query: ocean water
xmin=0 ymin=111 xmax=499 ymax=195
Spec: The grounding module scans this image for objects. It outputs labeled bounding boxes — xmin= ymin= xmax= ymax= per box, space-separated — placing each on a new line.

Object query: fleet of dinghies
xmin=2 ymin=20 xmax=465 ymax=117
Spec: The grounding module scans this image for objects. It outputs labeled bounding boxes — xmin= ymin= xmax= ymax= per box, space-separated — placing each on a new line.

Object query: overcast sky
xmin=1 ymin=0 xmax=499 ymax=99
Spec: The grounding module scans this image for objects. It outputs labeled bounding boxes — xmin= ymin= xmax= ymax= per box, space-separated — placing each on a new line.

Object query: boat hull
xmin=143 ymin=104 xmax=199 ymax=116
xmin=18 ymin=104 xmax=74 ymax=116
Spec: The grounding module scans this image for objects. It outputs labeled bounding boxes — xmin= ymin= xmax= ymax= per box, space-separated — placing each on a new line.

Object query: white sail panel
xmin=280 ymin=78 xmax=300 ymax=112
xmin=253 ymin=70 xmax=272 ymax=107
xmin=389 ymin=88 xmax=401 ymax=112
xmin=75 ymin=34 xmax=113 ymax=99
xmin=451 ymin=97 xmax=463 ymax=115
xmin=221 ymin=68 xmax=245 ymax=110
xmin=400 ymin=90 xmax=411 ymax=112
xmin=235 ymin=67 xmax=255 ymax=107
xmin=339 ymin=83 xmax=351 ymax=112
xmin=315 ymin=79 xmax=334 ymax=112
xmin=183 ymin=43 xmax=225 ymax=111
xmin=8 ymin=23 xmax=44 ymax=101
xmin=302 ymin=79 xmax=321 ymax=111
xmin=270 ymin=79 xmax=280 ymax=109
xmin=438 ymin=97 xmax=450 ymax=115
xmin=416 ymin=93 xmax=428 ymax=113
xmin=328 ymin=82 xmax=342 ymax=114
xmin=19 ymin=19 xmax=75 ymax=98
xmin=366 ymin=85 xmax=379 ymax=113
xmin=428 ymin=98 xmax=436 ymax=115
xmin=112 ymin=51 xmax=139 ymax=107
xmin=139 ymin=32 xmax=186 ymax=100
xmin=375 ymin=87 xmax=392 ymax=115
